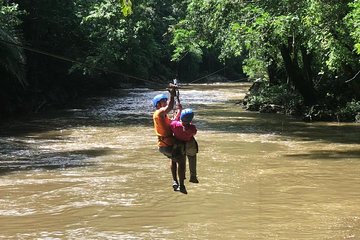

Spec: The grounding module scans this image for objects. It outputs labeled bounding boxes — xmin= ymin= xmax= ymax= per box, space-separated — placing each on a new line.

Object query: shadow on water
xmin=0 ymin=107 xmax=152 ymax=137
xmin=0 ymin=147 xmax=112 ymax=176
xmin=197 ymin=101 xmax=360 ymax=145
xmin=0 ymin=89 xmax=154 ymax=176
xmin=285 ymin=149 xmax=360 ymax=160
xmin=0 ymin=105 xmax=358 ymax=148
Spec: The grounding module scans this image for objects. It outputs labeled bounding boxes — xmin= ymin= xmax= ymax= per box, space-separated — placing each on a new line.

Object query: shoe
xmin=172 ymin=180 xmax=179 ymax=191
xmin=189 ymin=176 xmax=199 ymax=183
xmin=177 ymin=185 xmax=187 ymax=194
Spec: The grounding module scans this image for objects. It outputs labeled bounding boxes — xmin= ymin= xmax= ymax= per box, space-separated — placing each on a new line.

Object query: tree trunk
xmin=280 ymin=44 xmax=317 ymax=106
xmin=301 ymin=47 xmax=313 ymax=84
xmin=267 ymin=57 xmax=279 ymax=86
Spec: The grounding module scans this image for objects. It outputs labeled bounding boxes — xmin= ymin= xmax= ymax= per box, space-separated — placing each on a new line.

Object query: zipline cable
xmin=0 ymin=38 xmax=235 ymax=88
xmin=189 ymin=66 xmax=227 ymax=84
xmin=0 ymin=38 xmax=164 ymax=87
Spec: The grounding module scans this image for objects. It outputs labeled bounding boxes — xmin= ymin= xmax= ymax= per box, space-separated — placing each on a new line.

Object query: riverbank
xmin=242 ymin=80 xmax=360 ymax=123
xmin=0 ymin=75 xmax=157 ymax=122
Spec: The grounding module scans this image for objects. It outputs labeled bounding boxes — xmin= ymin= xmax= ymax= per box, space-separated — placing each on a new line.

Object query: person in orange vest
xmin=170 ymin=108 xmax=199 ymax=183
xmin=152 ymin=89 xmax=187 ymax=194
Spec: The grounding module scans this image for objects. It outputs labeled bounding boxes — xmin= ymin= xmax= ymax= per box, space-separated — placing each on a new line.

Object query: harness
xmin=157 ymin=135 xmax=173 ymax=146
xmin=157 ymin=135 xmax=172 ymax=140
xmin=158 ymin=135 xmax=185 ymax=159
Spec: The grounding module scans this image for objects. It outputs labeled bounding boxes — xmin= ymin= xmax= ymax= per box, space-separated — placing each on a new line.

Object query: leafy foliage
xmin=0 ymin=28 xmax=26 ymax=87
xmin=74 ymin=0 xmax=183 ymax=80
xmin=346 ymin=0 xmax=360 ymax=54
xmin=245 ymin=83 xmax=303 ymax=114
xmin=120 ymin=0 xmax=132 ymax=16
xmin=0 ymin=0 xmax=359 ymax=121
xmin=0 ymin=2 xmax=26 ymax=87
xmin=336 ymin=99 xmax=360 ymax=121
xmin=172 ymin=0 xmax=359 ymax=110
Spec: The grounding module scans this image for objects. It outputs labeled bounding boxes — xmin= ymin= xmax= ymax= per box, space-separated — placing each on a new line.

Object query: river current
xmin=0 ymin=83 xmax=359 ymax=239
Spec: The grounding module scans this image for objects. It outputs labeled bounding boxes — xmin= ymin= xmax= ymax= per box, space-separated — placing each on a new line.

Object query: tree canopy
xmin=0 ymin=0 xmax=359 ymax=121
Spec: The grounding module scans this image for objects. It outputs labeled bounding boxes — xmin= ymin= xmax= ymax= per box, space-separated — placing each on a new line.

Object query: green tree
xmin=74 ymin=0 xmax=183 ymax=81
xmin=0 ymin=1 xmax=26 ymax=87
xmin=345 ymin=0 xmax=360 ymax=54
xmin=0 ymin=0 xmax=137 ymax=115
xmin=172 ymin=0 xmax=359 ymax=106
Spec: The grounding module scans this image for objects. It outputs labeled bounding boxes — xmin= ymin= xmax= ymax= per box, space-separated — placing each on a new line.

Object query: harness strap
xmin=157 ymin=135 xmax=173 ymax=147
xmin=157 ymin=135 xmax=172 ymax=141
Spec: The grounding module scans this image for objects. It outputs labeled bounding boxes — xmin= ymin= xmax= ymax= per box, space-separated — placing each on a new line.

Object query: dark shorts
xmin=159 ymin=146 xmax=173 ymax=159
xmin=159 ymin=144 xmax=185 ymax=162
xmin=185 ymin=137 xmax=198 ymax=156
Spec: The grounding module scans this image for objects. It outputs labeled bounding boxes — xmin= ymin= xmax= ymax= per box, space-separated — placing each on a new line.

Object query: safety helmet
xmin=152 ymin=93 xmax=168 ymax=108
xmin=180 ymin=108 xmax=194 ymax=123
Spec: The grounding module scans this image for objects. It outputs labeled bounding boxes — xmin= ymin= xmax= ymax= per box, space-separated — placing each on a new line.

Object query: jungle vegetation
xmin=0 ymin=0 xmax=359 ymax=121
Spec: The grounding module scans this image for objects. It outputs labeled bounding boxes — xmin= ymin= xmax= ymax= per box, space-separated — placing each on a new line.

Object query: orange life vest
xmin=153 ymin=109 xmax=175 ymax=147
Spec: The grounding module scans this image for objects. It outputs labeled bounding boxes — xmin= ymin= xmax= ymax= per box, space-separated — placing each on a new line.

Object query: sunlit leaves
xmin=74 ymin=0 xmax=183 ymax=78
xmin=121 ymin=0 xmax=132 ymax=16
xmin=173 ymin=0 xmax=359 ymax=80
xmin=171 ymin=26 xmax=202 ymax=61
xmin=346 ymin=0 xmax=360 ymax=54
xmin=302 ymin=1 xmax=357 ymax=72
xmin=0 ymin=1 xmax=23 ymax=33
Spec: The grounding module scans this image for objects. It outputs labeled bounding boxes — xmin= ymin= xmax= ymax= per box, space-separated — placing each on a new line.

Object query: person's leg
xmin=159 ymin=146 xmax=179 ymax=191
xmin=176 ymin=155 xmax=187 ymax=194
xmin=188 ymin=155 xmax=199 ymax=183
xmin=184 ymin=155 xmax=187 ymax=180
xmin=185 ymin=138 xmax=199 ymax=183
xmin=170 ymin=159 xmax=178 ymax=190
xmin=177 ymin=156 xmax=186 ymax=185
xmin=170 ymin=142 xmax=187 ymax=193
xmin=170 ymin=159 xmax=178 ymax=180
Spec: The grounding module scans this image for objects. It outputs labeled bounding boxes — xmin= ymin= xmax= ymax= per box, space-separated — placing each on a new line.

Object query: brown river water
xmin=0 ymin=83 xmax=359 ymax=240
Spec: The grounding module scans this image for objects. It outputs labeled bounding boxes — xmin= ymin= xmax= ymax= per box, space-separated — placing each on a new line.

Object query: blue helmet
xmin=152 ymin=93 xmax=168 ymax=108
xmin=180 ymin=108 xmax=194 ymax=123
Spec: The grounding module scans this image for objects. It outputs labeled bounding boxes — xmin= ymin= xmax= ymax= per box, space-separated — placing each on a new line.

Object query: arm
xmin=193 ymin=126 xmax=197 ymax=135
xmin=173 ymin=103 xmax=182 ymax=121
xmin=159 ymin=87 xmax=176 ymax=115
xmin=184 ymin=124 xmax=197 ymax=136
